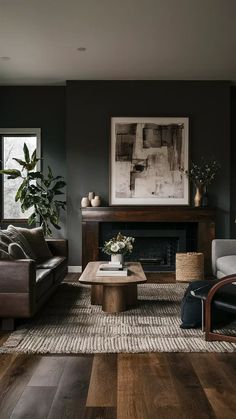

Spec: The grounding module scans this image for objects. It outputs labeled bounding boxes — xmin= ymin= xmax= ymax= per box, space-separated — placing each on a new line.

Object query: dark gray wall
xmin=66 ymin=81 xmax=231 ymax=266
xmin=0 ymin=86 xmax=67 ymax=237
xmin=231 ymin=87 xmax=236 ymax=238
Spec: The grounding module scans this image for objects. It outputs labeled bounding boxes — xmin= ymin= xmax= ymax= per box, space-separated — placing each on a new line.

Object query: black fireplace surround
xmin=99 ymin=222 xmax=197 ymax=273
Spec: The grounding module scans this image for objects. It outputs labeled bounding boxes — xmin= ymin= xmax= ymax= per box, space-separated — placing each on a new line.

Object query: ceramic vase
xmin=194 ymin=185 xmax=203 ymax=207
xmin=111 ymin=253 xmax=124 ymax=264
xmin=91 ymin=195 xmax=101 ymax=207
xmin=88 ymin=192 xmax=95 ymax=202
xmin=81 ymin=197 xmax=90 ymax=208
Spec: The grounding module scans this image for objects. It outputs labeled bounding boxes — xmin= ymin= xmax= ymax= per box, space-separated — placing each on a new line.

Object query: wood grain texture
xmin=86 ymin=354 xmax=117 ymax=407
xmin=0 ymin=353 xmax=235 ymax=418
xmin=0 ymin=354 xmax=40 ymax=418
xmin=10 ymin=386 xmax=56 ymax=419
xmin=79 ymin=262 xmax=147 ymax=285
xmin=27 ymin=356 xmax=66 ymax=387
xmin=167 ymin=353 xmax=216 ymax=419
xmin=47 ymin=356 xmax=93 ymax=419
xmin=189 ymin=353 xmax=236 ymax=419
xmin=102 ymin=286 xmax=126 ymax=313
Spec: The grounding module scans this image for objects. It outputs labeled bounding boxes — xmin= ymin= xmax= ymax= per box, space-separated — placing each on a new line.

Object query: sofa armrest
xmin=46 ymin=239 xmax=68 ymax=258
xmin=0 ymin=259 xmax=36 ymax=293
xmin=212 ymin=240 xmax=236 ymax=275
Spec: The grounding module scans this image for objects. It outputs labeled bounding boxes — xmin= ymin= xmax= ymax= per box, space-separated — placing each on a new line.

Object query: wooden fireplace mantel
xmin=81 ymin=206 xmax=216 ymax=223
xmin=81 ymin=206 xmax=216 ymax=277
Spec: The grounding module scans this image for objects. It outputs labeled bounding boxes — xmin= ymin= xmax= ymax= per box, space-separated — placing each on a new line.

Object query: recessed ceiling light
xmin=77 ymin=47 xmax=86 ymax=52
xmin=0 ymin=56 xmax=11 ymax=61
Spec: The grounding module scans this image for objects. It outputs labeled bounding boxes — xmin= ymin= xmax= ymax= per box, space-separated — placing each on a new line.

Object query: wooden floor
xmin=0 ymin=274 xmax=235 ymax=418
xmin=0 ymin=352 xmax=236 ymax=418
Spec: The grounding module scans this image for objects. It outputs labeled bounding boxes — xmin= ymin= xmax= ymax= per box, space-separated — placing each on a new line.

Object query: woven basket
xmin=176 ymin=252 xmax=204 ymax=282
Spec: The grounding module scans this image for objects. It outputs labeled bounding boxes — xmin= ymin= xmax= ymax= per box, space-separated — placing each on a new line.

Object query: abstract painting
xmin=110 ymin=117 xmax=189 ymax=205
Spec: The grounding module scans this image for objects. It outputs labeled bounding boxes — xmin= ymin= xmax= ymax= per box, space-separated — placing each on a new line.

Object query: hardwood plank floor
xmin=0 ymin=275 xmax=235 ymax=418
xmin=0 ymin=353 xmax=235 ymax=419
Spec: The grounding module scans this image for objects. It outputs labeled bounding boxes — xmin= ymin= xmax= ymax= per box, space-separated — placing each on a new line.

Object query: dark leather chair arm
xmin=0 ymin=259 xmax=36 ymax=293
xmin=46 ymin=239 xmax=68 ymax=258
xmin=205 ymin=274 xmax=236 ymax=309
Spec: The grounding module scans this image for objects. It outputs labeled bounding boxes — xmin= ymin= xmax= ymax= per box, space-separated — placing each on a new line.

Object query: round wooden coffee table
xmin=79 ymin=261 xmax=147 ymax=313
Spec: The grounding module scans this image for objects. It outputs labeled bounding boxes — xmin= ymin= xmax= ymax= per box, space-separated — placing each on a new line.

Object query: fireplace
xmin=81 ymin=206 xmax=216 ymax=278
xmin=99 ymin=222 xmax=196 ymax=272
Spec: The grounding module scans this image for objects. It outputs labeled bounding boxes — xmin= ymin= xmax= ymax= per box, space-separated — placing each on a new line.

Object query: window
xmin=0 ymin=128 xmax=41 ymax=221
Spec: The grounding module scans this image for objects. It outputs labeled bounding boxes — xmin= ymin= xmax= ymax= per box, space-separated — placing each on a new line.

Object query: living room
xmin=0 ymin=1 xmax=236 ymax=418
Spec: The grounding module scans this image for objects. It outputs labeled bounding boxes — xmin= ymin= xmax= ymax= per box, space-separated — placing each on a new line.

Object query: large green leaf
xmin=28 ymin=212 xmax=36 ymax=226
xmin=23 ymin=143 xmax=30 ymax=163
xmin=0 ymin=169 xmax=22 ymax=178
xmin=28 ymin=172 xmax=44 ymax=180
xmin=15 ymin=179 xmax=27 ymax=202
xmin=52 ymin=181 xmax=66 ymax=190
xmin=12 ymin=158 xmax=26 ymax=167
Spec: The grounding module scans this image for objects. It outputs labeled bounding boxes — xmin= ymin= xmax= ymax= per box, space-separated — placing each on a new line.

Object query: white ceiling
xmin=0 ymin=0 xmax=235 ymax=85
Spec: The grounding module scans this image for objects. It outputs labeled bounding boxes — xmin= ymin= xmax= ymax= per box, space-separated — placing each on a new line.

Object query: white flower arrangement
xmin=102 ymin=232 xmax=135 ymax=256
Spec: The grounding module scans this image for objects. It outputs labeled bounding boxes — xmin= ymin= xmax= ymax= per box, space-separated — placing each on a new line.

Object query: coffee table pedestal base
xmin=91 ymin=283 xmax=138 ymax=313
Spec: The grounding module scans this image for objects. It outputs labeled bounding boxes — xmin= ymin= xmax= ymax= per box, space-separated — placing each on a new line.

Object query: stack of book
xmin=96 ymin=261 xmax=128 ymax=276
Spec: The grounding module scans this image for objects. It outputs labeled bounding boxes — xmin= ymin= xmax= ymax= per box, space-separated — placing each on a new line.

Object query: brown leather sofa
xmin=0 ymin=239 xmax=68 ymax=329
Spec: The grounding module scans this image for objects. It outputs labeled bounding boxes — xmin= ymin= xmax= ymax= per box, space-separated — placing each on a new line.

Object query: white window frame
xmin=0 ymin=128 xmax=41 ymax=221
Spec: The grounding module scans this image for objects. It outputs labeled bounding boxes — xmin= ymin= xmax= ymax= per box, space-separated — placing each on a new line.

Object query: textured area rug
xmin=1 ymin=283 xmax=236 ymax=354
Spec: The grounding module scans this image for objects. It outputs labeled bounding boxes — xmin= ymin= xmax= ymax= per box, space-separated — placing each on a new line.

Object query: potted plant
xmin=102 ymin=232 xmax=135 ymax=264
xmin=0 ymin=143 xmax=66 ymax=236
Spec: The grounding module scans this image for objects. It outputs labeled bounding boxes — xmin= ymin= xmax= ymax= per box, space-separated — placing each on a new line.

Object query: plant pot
xmin=111 ymin=254 xmax=124 ymax=264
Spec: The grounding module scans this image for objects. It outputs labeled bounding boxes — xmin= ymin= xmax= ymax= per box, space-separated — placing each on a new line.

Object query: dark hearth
xmin=99 ymin=222 xmax=197 ymax=273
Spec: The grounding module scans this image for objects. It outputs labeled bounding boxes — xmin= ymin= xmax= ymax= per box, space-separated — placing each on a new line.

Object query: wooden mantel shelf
xmin=81 ymin=206 xmax=216 ymax=223
xmin=82 ymin=206 xmax=216 ymax=276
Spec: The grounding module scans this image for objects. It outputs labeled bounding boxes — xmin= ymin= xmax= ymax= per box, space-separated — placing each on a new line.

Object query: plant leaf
xmin=28 ymin=212 xmax=36 ymax=226
xmin=12 ymin=158 xmax=26 ymax=167
xmin=52 ymin=181 xmax=66 ymax=190
xmin=15 ymin=179 xmax=27 ymax=202
xmin=23 ymin=143 xmax=30 ymax=163
xmin=0 ymin=169 xmax=21 ymax=178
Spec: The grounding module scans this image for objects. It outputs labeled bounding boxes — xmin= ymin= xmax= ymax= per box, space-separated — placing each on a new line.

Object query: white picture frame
xmin=110 ymin=117 xmax=189 ymax=205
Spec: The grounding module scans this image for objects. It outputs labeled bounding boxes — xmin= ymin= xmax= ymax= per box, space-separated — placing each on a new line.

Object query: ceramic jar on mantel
xmin=91 ymin=195 xmax=101 ymax=207
xmin=81 ymin=197 xmax=90 ymax=208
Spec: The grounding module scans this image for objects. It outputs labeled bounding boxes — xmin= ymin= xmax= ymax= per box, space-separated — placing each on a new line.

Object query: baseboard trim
xmin=68 ymin=266 xmax=82 ymax=273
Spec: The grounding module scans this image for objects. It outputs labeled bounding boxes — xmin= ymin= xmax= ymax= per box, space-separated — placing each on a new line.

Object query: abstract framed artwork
xmin=110 ymin=117 xmax=189 ymax=205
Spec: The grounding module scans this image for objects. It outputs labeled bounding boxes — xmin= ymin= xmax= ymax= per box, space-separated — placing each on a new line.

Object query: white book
xmin=99 ymin=263 xmax=123 ymax=270
xmin=108 ymin=261 xmax=122 ymax=266
xmin=96 ymin=268 xmax=128 ymax=277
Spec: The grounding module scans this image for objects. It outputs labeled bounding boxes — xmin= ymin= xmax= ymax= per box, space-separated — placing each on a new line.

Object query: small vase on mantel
xmin=194 ymin=185 xmax=203 ymax=207
xmin=111 ymin=254 xmax=124 ymax=264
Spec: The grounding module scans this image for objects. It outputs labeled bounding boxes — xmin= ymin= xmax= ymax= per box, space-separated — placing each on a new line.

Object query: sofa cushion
xmin=37 ymin=256 xmax=67 ymax=283
xmin=12 ymin=226 xmax=52 ymax=261
xmin=216 ymin=255 xmax=236 ymax=276
xmin=36 ymin=269 xmax=54 ymax=301
xmin=0 ymin=230 xmax=14 ymax=247
xmin=8 ymin=243 xmax=29 ymax=259
xmin=0 ymin=249 xmax=11 ymax=259
xmin=7 ymin=225 xmax=36 ymax=259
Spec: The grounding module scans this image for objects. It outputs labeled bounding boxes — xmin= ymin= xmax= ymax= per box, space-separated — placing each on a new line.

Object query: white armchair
xmin=212 ymin=239 xmax=236 ymax=278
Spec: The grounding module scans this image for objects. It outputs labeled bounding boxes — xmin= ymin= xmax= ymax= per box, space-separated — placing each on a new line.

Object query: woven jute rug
xmin=1 ymin=283 xmax=235 ymax=354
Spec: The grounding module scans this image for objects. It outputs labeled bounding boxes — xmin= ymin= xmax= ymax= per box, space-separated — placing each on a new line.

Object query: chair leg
xmin=201 ymin=300 xmax=205 ymax=332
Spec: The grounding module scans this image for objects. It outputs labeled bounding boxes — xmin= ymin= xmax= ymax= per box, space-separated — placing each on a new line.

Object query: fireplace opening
xmin=99 ymin=222 xmax=197 ymax=273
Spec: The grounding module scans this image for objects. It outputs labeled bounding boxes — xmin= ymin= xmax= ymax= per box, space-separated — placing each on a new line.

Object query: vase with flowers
xmin=181 ymin=158 xmax=220 ymax=207
xmin=102 ymin=232 xmax=135 ymax=264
